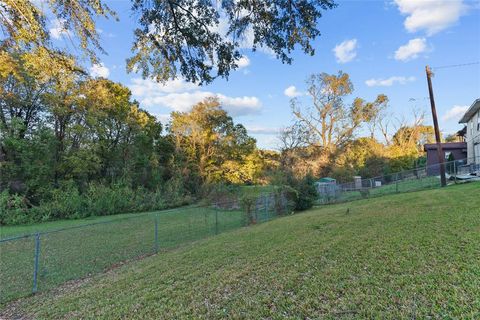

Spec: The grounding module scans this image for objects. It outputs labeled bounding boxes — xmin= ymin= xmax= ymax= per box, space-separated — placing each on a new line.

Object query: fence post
xmin=154 ymin=214 xmax=159 ymax=253
xmin=395 ymin=173 xmax=399 ymax=193
xmin=453 ymin=161 xmax=457 ymax=184
xmin=215 ymin=207 xmax=219 ymax=235
xmin=32 ymin=233 xmax=40 ymax=294
xmin=264 ymin=195 xmax=268 ymax=219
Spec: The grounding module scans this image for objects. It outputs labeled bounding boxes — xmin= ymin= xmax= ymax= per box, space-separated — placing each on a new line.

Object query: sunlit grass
xmin=2 ymin=182 xmax=479 ymax=319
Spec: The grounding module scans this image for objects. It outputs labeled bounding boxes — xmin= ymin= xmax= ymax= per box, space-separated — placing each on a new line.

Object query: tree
xmin=129 ymin=0 xmax=336 ymax=84
xmin=292 ymin=71 xmax=376 ymax=151
xmin=392 ymin=125 xmax=435 ymax=152
xmin=328 ymin=137 xmax=388 ymax=181
xmin=1 ymin=0 xmax=336 ymax=84
xmin=278 ymin=121 xmax=311 ymax=151
xmin=445 ymin=133 xmax=460 ymax=143
xmin=0 ymin=49 xmax=49 ymax=138
xmin=364 ymin=94 xmax=389 ymax=139
xmin=0 ymin=0 xmax=116 ymax=62
xmin=170 ymin=97 xmax=256 ymax=183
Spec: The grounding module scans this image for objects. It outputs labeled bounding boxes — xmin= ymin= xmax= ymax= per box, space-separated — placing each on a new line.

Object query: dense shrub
xmin=36 ymin=182 xmax=87 ymax=220
xmin=85 ymin=183 xmax=136 ymax=216
xmin=0 ymin=191 xmax=31 ymax=225
xmin=0 ymin=179 xmax=194 ymax=225
xmin=273 ymin=186 xmax=297 ymax=214
xmin=269 ymin=170 xmax=318 ymax=212
xmin=291 ymin=174 xmax=318 ymax=211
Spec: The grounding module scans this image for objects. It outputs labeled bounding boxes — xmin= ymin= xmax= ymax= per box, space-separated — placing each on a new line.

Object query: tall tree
xmin=292 ymin=71 xmax=373 ymax=151
xmin=1 ymin=0 xmax=336 ymax=84
xmin=0 ymin=0 xmax=116 ymax=62
xmin=170 ymin=97 xmax=256 ymax=183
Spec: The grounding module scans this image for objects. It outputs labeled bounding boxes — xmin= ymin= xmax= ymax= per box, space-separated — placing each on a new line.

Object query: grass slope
xmin=2 ymin=183 xmax=480 ymax=319
xmin=0 ymin=206 xmax=249 ymax=303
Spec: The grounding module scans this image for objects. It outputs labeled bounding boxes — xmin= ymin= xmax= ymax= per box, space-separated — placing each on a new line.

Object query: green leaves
xmin=170 ymin=97 xmax=258 ymax=184
xmin=129 ymin=0 xmax=337 ymax=84
xmin=2 ymin=0 xmax=336 ymax=84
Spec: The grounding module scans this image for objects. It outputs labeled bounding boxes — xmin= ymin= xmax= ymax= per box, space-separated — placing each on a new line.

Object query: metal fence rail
xmin=0 ymin=192 xmax=289 ymax=304
xmin=317 ymin=158 xmax=480 ymax=204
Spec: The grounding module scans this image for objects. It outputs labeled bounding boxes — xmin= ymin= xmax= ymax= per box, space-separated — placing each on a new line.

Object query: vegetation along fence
xmin=0 ymin=192 xmax=290 ymax=304
xmin=317 ymin=158 xmax=480 ymax=204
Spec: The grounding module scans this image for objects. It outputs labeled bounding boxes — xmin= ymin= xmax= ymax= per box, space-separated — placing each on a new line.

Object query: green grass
xmin=238 ymin=185 xmax=277 ymax=197
xmin=2 ymin=182 xmax=479 ymax=319
xmin=0 ymin=184 xmax=276 ymax=239
xmin=0 ymin=200 xmax=282 ymax=304
xmin=0 ymin=205 xmax=223 ymax=239
xmin=0 ymin=210 xmax=159 ymax=239
xmin=0 ymin=206 xmax=249 ymax=303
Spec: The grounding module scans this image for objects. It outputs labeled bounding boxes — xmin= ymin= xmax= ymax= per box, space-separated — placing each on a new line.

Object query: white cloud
xmin=394 ymin=38 xmax=428 ymax=61
xmin=130 ymin=78 xmax=197 ymax=96
xmin=129 ymin=78 xmax=261 ymax=116
xmin=217 ymin=95 xmax=261 ymax=115
xmin=365 ymin=76 xmax=416 ymax=87
xmin=236 ymin=56 xmax=250 ymax=69
xmin=284 ymin=86 xmax=302 ymax=98
xmin=246 ymin=126 xmax=280 ymax=135
xmin=49 ymin=19 xmax=71 ymax=40
xmin=333 ymin=39 xmax=358 ymax=64
xmin=442 ymin=105 xmax=469 ymax=121
xmin=89 ymin=63 xmax=110 ymax=78
xmin=152 ymin=113 xmax=171 ymax=124
xmin=142 ymin=91 xmax=211 ymax=113
xmin=394 ymin=0 xmax=467 ymax=35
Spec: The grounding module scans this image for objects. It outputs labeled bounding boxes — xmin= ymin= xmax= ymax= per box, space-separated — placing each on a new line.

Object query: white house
xmin=459 ymin=98 xmax=480 ymax=164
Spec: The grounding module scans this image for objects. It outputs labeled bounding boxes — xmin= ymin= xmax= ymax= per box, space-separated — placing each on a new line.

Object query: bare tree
xmin=291 ymin=71 xmax=379 ymax=151
xmin=277 ymin=121 xmax=311 ymax=152
xmin=365 ymin=94 xmax=389 ymax=139
xmin=391 ymin=108 xmax=434 ymax=151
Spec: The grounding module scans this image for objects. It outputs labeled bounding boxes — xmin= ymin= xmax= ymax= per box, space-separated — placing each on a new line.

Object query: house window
xmin=477 ymin=114 xmax=480 ymax=131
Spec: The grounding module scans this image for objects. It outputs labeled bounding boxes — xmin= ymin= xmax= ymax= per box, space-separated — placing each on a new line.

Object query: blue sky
xmin=50 ymin=0 xmax=480 ymax=149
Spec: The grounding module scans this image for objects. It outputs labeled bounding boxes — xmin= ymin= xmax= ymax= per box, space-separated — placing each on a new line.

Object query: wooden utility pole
xmin=425 ymin=65 xmax=447 ymax=187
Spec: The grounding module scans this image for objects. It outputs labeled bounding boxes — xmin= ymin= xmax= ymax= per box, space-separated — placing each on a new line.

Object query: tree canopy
xmin=1 ymin=0 xmax=336 ymax=84
xmin=170 ymin=97 xmax=257 ymax=183
xmin=291 ymin=71 xmax=386 ymax=150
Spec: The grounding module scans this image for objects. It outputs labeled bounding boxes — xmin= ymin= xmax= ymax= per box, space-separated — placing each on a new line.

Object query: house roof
xmin=459 ymin=98 xmax=480 ymax=123
xmin=457 ymin=126 xmax=467 ymax=137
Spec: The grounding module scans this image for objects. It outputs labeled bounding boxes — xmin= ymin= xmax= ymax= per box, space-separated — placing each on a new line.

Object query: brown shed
xmin=423 ymin=142 xmax=467 ymax=175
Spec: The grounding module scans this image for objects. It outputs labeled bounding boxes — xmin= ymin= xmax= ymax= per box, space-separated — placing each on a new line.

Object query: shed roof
xmin=423 ymin=142 xmax=467 ymax=151
xmin=459 ymin=98 xmax=480 ymax=123
xmin=318 ymin=177 xmax=336 ymax=183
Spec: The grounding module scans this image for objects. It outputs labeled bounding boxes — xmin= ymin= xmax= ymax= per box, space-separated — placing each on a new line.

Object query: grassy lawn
xmin=0 ymin=198 xmax=282 ymax=304
xmin=238 ymin=185 xmax=277 ymax=197
xmin=0 ymin=205 xmax=218 ymax=239
xmin=0 ymin=206 xmax=249 ymax=304
xmin=2 ymin=182 xmax=479 ymax=319
xmin=1 ymin=210 xmax=160 ymax=239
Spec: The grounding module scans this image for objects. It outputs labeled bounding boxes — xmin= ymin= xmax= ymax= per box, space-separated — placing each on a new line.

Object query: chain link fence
xmin=0 ymin=192 xmax=290 ymax=304
xmin=317 ymin=158 xmax=480 ymax=204
xmin=2 ymin=159 xmax=478 ymax=304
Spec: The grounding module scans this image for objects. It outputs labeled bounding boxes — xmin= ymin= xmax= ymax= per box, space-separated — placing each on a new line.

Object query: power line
xmin=432 ymin=61 xmax=480 ymax=70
